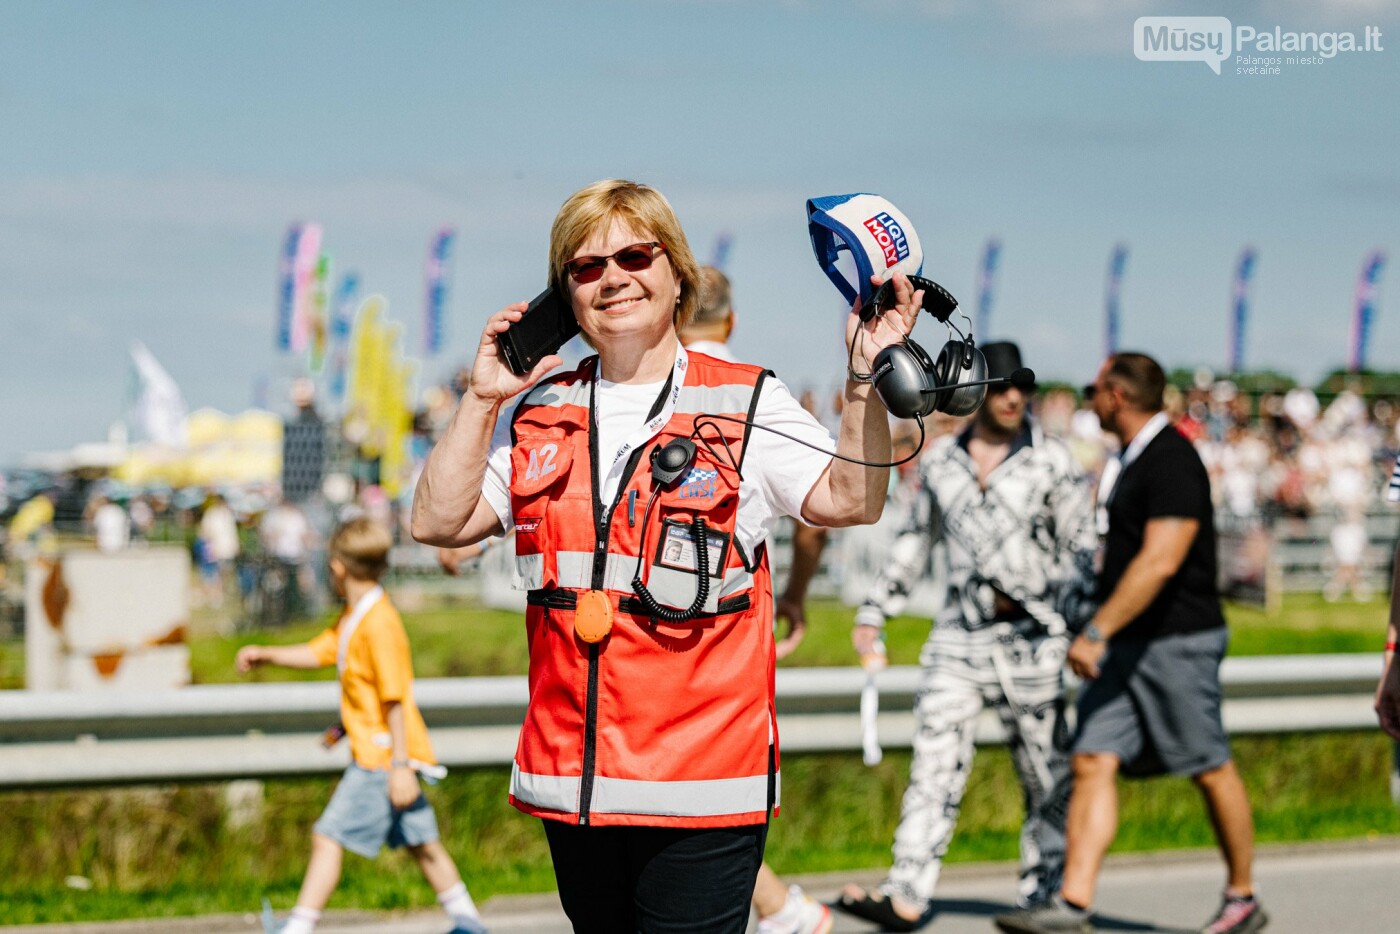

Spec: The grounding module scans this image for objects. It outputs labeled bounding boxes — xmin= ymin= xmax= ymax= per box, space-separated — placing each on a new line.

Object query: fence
xmin=388 ymin=508 xmax=1398 ymax=615
xmin=0 ymin=654 xmax=1382 ymax=790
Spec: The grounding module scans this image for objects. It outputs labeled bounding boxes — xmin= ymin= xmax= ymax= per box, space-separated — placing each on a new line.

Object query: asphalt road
xmin=7 ymin=838 xmax=1397 ymax=934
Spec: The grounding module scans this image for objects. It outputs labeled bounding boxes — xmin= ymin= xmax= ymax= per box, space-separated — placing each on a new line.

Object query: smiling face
xmin=565 ymin=218 xmax=681 ymax=350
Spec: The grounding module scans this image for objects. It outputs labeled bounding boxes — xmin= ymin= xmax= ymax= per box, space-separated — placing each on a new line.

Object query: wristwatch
xmin=1082 ymin=622 xmax=1105 ymax=644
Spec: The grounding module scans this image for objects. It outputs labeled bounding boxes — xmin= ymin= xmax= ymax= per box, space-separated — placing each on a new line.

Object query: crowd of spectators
xmin=3 ymin=369 xmax=1396 ymax=633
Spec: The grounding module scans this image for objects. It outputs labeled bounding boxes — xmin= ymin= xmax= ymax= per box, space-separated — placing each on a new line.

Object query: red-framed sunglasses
xmin=562 ymin=241 xmax=667 ymax=284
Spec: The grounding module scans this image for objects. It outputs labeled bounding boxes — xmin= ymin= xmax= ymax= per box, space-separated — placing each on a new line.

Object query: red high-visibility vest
xmin=506 ymin=350 xmax=778 ymax=828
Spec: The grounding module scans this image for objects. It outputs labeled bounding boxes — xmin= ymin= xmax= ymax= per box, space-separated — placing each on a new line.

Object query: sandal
xmin=832 ymin=888 xmax=926 ymax=932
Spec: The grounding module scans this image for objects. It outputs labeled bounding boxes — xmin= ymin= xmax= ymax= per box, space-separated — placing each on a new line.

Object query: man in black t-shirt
xmin=997 ymin=353 xmax=1267 ymax=934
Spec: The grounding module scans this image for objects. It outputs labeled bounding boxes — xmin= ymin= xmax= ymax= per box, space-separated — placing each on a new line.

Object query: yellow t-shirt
xmin=308 ymin=592 xmax=435 ymax=770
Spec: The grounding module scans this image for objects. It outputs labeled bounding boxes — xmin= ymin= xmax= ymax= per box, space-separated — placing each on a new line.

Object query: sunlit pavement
xmin=7 ymin=838 xmax=1398 ymax=934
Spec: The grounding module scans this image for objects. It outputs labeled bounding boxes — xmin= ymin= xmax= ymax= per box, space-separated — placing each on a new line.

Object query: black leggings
xmin=543 ymin=820 xmax=768 ymax=933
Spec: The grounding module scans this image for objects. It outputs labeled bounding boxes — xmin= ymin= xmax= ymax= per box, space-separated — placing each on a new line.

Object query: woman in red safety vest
xmin=412 ymin=179 xmax=922 ymax=933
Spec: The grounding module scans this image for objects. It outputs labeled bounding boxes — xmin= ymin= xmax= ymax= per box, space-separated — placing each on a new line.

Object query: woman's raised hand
xmin=845 ymin=271 xmax=924 ymax=373
xmin=468 ymin=302 xmax=565 ymax=404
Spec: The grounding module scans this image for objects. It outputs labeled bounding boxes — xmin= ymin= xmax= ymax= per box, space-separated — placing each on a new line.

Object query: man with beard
xmin=998 ymin=352 xmax=1266 ymax=934
xmin=834 ymin=342 xmax=1097 ymax=932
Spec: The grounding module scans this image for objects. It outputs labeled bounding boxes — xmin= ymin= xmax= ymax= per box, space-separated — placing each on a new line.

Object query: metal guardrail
xmin=0 ymin=654 xmax=1384 ymax=790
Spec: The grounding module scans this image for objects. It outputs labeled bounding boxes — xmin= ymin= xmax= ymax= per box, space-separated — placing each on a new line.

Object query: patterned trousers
xmin=881 ymin=622 xmax=1071 ymax=911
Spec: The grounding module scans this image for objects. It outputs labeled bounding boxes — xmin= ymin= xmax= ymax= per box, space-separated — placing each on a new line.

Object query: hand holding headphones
xmin=845 ymin=270 xmax=925 ymax=377
xmin=807 ymin=192 xmax=1033 ymax=423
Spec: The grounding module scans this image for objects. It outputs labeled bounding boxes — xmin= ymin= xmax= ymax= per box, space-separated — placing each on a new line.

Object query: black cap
xmin=981 ymin=341 xmax=1024 ymax=382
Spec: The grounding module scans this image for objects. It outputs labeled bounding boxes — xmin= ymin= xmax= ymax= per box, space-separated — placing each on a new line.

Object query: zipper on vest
xmin=577 ymin=370 xmax=670 ymax=825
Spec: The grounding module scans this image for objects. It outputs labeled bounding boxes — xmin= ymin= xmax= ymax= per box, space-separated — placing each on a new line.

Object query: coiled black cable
xmin=630 ymin=488 xmax=711 ymax=622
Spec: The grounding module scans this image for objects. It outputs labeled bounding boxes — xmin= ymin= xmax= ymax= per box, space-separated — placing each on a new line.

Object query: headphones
xmin=858 ymin=275 xmax=989 ymax=420
xmin=872 ymin=334 xmax=988 ymax=420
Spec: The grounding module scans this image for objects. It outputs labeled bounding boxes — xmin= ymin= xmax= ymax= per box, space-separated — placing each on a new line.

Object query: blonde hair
xmin=548 ymin=179 xmax=700 ymax=331
xmin=329 ymin=516 xmax=392 ymax=582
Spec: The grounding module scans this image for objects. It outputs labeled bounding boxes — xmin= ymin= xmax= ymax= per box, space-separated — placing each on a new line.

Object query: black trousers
xmin=543 ymin=819 xmax=768 ymax=934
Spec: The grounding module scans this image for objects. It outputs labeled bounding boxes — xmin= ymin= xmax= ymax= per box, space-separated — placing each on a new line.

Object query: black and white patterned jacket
xmin=855 ymin=418 xmax=1098 ymax=636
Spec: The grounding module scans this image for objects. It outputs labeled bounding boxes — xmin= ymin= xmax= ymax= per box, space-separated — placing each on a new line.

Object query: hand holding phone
xmin=496 ymin=288 xmax=580 ymax=376
xmin=462 ymin=292 xmax=565 ymax=406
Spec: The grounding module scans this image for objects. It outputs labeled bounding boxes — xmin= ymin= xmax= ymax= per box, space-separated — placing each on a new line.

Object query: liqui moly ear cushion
xmin=807 ymin=193 xmax=924 ymax=307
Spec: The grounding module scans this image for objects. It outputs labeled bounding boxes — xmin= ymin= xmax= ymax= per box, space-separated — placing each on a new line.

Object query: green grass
xmin=185 ymin=591 xmax=1394 ymax=686
xmin=5 ymin=591 xmax=1386 ymax=690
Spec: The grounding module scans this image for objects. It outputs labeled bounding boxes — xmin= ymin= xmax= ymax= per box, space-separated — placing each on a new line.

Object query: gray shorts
xmin=313 ymin=764 xmax=440 ymax=858
xmin=1072 ymin=627 xmax=1231 ymax=778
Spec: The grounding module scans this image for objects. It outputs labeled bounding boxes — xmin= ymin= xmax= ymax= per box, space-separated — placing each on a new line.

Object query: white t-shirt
xmin=93 ymin=503 xmax=130 ymax=554
xmin=681 ymin=340 xmax=735 ymax=363
xmin=262 ymin=505 xmax=310 ymax=562
xmin=594 ymin=377 xmax=669 ymax=505
xmin=481 ymin=372 xmax=835 ymax=560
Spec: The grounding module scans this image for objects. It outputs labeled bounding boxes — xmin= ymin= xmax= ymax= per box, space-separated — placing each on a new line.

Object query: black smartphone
xmin=497 ymin=287 xmax=581 ymax=375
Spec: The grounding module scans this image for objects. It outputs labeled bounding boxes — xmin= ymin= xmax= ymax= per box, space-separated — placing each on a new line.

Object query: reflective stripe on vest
xmin=524 ymin=378 xmax=755 ymax=422
xmin=515 ymin=550 xmax=754 ymax=601
xmin=511 ymin=763 xmax=776 ymax=819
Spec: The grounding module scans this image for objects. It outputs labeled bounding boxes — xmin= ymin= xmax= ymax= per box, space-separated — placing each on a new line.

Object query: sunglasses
xmin=1083 ymin=382 xmax=1119 ymax=401
xmin=562 ymin=241 xmax=667 ymax=284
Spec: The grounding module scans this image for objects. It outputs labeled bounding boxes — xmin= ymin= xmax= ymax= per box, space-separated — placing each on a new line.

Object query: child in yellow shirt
xmin=238 ymin=517 xmax=486 ymax=934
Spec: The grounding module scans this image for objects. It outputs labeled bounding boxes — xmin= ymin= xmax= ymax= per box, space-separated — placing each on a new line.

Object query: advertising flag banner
xmin=291 ymin=223 xmax=323 ymax=353
xmin=976 ymin=239 xmax=1001 ymax=339
xmin=308 ymin=253 xmax=331 ymax=373
xmin=711 ymin=232 xmax=734 ymax=271
xmin=276 ymin=225 xmax=301 ymax=351
xmin=129 ymin=340 xmax=188 ymax=447
xmin=1349 ymin=250 xmax=1385 ymax=372
xmin=1105 ymin=244 xmax=1129 ymax=356
xmin=424 ymin=227 xmax=455 ymax=356
xmin=1229 ymin=248 xmax=1257 ymax=373
xmin=349 ymin=295 xmax=387 ymax=453
xmin=329 ymin=272 xmax=360 ymax=405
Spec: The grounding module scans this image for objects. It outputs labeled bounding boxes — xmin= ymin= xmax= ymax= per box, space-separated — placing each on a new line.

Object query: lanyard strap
xmin=596 ymin=343 xmax=689 ymax=491
xmin=1096 ymin=410 xmax=1171 ymax=533
xmin=1119 ymin=410 xmax=1170 ymax=471
xmin=336 ymin=585 xmax=385 ymax=675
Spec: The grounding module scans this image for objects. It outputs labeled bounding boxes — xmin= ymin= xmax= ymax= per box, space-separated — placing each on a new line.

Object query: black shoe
xmin=994 ymin=897 xmax=1094 ymax=934
xmin=832 ymin=888 xmax=926 ymax=932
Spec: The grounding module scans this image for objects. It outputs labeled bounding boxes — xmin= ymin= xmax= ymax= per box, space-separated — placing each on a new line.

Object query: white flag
xmin=129 ymin=340 xmax=188 ymax=447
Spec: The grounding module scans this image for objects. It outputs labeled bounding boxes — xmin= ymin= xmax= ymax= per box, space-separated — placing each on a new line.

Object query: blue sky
xmin=2 ymin=0 xmax=1397 ymax=463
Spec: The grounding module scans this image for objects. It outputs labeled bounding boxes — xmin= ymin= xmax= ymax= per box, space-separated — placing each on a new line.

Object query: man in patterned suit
xmin=834 ymin=341 xmax=1098 ymax=932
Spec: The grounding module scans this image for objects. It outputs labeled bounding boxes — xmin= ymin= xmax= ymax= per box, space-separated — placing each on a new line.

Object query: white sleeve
xmin=481 ymin=437 xmax=514 ymax=531
xmin=476 ymin=401 xmax=520 ymax=531
xmin=747 ymin=377 xmax=836 ymax=521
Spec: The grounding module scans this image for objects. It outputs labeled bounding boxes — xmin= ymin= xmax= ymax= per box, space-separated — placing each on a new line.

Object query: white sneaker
xmin=756 ymin=885 xmax=834 ymax=934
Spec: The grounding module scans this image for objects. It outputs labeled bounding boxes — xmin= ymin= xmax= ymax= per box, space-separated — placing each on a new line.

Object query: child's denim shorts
xmin=313 ymin=764 xmax=441 ymax=858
